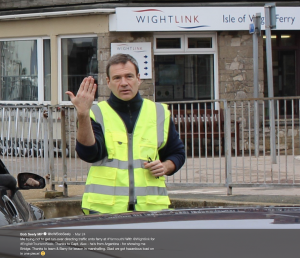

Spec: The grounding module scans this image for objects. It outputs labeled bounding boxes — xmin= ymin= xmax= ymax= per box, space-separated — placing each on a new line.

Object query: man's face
xmin=106 ymin=61 xmax=141 ymax=101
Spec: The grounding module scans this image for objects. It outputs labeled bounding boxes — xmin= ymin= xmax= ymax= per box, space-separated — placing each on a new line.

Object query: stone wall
xmin=241 ymin=126 xmax=300 ymax=155
xmin=218 ymin=30 xmax=265 ymax=131
xmin=218 ymin=31 xmax=264 ymax=100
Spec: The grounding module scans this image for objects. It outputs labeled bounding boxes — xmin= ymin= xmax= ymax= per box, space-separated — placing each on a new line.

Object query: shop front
xmin=0 ymin=5 xmax=299 ymax=106
xmin=108 ymin=6 xmax=300 ymax=107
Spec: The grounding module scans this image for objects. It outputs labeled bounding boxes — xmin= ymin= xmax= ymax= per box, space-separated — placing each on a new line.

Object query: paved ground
xmin=20 ymin=182 xmax=300 ymax=205
xmin=6 ymin=154 xmax=300 ymax=218
xmin=15 ymin=154 xmax=300 ymax=205
xmin=18 ymin=180 xmax=300 ymax=219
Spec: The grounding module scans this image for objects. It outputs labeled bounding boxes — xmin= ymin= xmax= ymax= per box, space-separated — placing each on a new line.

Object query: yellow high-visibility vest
xmin=82 ymin=99 xmax=171 ymax=214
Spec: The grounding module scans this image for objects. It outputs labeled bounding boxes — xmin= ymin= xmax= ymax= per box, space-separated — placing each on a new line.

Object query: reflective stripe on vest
xmin=155 ymin=102 xmax=166 ymax=150
xmin=91 ymin=104 xmax=104 ymax=133
xmin=85 ymin=184 xmax=168 ymax=196
xmin=93 ymin=157 xmax=145 ymax=169
xmin=82 ymin=99 xmax=170 ymax=214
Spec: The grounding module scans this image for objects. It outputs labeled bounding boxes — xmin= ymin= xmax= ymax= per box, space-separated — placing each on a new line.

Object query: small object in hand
xmin=148 ymin=156 xmax=159 ymax=179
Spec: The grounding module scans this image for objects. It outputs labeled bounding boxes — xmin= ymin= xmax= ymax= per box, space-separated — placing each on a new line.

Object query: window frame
xmin=185 ymin=34 xmax=216 ymax=53
xmin=58 ymin=34 xmax=98 ymax=105
xmin=0 ymin=37 xmax=50 ymax=104
xmin=153 ymin=33 xmax=219 ymax=101
xmin=154 ymin=34 xmax=185 ymax=53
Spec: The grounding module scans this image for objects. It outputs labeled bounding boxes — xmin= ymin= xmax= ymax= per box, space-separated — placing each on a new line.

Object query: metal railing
xmin=1 ymin=97 xmax=300 ymax=195
xmin=165 ymin=97 xmax=300 ymax=193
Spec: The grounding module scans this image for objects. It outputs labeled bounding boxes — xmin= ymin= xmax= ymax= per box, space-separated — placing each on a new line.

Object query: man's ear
xmin=137 ymin=73 xmax=141 ymax=86
xmin=106 ymin=77 xmax=111 ymax=89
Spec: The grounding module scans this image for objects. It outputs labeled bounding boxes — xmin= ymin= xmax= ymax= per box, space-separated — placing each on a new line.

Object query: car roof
xmin=3 ymin=206 xmax=300 ymax=229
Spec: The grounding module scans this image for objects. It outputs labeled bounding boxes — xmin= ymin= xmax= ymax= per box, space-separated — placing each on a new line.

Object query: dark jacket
xmin=76 ymin=92 xmax=185 ymax=175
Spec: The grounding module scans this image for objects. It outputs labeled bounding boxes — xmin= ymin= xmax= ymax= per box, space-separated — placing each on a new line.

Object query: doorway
xmin=264 ymin=31 xmax=300 ymax=116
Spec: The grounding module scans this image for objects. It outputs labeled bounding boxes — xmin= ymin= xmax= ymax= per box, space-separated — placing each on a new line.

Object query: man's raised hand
xmin=65 ymin=76 xmax=97 ymax=117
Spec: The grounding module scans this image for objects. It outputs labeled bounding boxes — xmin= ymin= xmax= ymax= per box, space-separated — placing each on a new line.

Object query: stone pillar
xmin=218 ymin=31 xmax=264 ymax=101
xmin=218 ymin=31 xmax=265 ymax=152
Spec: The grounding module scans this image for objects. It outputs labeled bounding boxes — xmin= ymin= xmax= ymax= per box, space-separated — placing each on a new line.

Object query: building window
xmin=156 ymin=38 xmax=181 ymax=49
xmin=154 ymin=33 xmax=217 ymax=102
xmin=60 ymin=36 xmax=98 ymax=102
xmin=0 ymin=38 xmax=49 ymax=103
xmin=44 ymin=39 xmax=51 ymax=101
xmin=188 ymin=37 xmax=212 ymax=48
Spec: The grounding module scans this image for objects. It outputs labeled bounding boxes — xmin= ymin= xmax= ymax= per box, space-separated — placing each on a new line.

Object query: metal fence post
xmin=224 ymin=100 xmax=232 ymax=195
xmin=43 ymin=107 xmax=49 ymax=178
xmin=61 ymin=107 xmax=68 ymax=197
xmin=48 ymin=106 xmax=55 ymax=191
xmin=253 ymin=13 xmax=261 ymax=158
xmin=265 ymin=3 xmax=277 ymax=164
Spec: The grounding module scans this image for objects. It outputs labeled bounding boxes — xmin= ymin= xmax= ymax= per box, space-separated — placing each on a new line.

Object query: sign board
xmin=249 ymin=23 xmax=255 ymax=34
xmin=111 ymin=42 xmax=152 ymax=79
xmin=254 ymin=13 xmax=262 ymax=35
xmin=267 ymin=3 xmax=277 ymax=29
xmin=109 ymin=7 xmax=299 ymax=31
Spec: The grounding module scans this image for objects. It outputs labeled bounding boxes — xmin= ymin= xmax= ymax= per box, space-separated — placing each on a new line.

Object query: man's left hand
xmin=144 ymin=160 xmax=166 ymax=178
xmin=144 ymin=160 xmax=175 ymax=177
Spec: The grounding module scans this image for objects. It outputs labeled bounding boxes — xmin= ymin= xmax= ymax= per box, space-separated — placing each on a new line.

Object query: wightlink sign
xmin=109 ymin=7 xmax=300 ymax=31
xmin=111 ymin=42 xmax=152 ymax=79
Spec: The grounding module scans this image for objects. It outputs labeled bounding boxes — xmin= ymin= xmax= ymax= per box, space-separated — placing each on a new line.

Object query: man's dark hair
xmin=106 ymin=54 xmax=139 ymax=78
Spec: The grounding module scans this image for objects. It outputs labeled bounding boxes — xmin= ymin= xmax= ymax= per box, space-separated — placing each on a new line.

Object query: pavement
xmin=19 ymin=183 xmax=300 ymax=219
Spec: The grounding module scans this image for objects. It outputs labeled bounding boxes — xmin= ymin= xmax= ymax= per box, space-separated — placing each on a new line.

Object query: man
xmin=66 ymin=53 xmax=185 ymax=214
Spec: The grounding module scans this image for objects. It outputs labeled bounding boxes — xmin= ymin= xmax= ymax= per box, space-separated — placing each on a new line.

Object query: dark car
xmin=0 ymin=158 xmax=46 ymax=227
xmin=3 ymin=205 xmax=300 ymax=230
xmin=1 ymin=206 xmax=300 ymax=258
